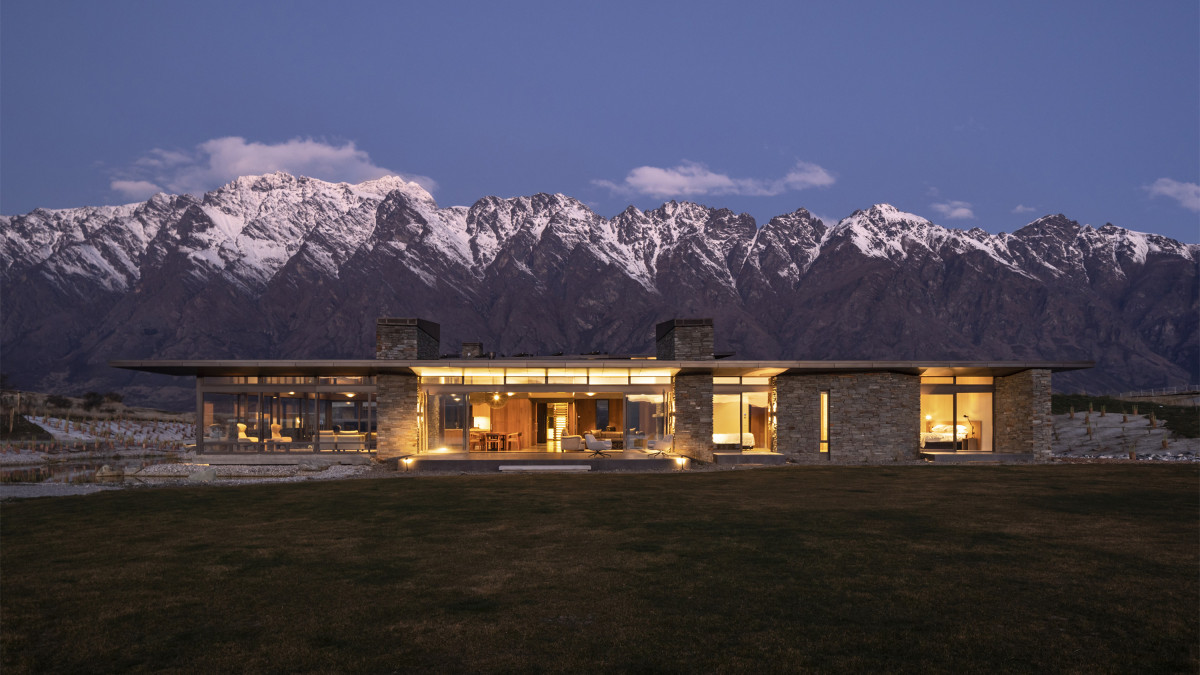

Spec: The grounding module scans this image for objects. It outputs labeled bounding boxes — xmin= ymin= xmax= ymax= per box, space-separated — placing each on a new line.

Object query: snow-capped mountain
xmin=2 ymin=173 xmax=1196 ymax=407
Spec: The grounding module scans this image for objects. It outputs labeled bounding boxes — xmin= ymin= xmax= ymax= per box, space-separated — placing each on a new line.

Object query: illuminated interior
xmin=919 ymin=375 xmax=993 ymax=452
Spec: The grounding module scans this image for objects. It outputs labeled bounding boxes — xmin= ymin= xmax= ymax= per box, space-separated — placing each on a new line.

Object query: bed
xmin=921 ymin=424 xmax=969 ymax=450
xmin=713 ymin=432 xmax=755 ymax=449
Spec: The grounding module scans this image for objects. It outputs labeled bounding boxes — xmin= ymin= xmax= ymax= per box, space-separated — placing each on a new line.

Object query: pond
xmin=0 ymin=457 xmax=183 ymax=484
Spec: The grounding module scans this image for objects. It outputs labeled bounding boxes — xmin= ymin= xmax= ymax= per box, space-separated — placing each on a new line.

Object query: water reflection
xmin=0 ymin=458 xmax=181 ymax=484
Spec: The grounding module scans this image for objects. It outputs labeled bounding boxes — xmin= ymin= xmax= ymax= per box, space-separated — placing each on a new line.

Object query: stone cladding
xmin=994 ymin=369 xmax=1052 ymax=459
xmin=656 ymin=319 xmax=714 ymax=360
xmin=672 ymin=373 xmax=714 ymax=461
xmin=376 ymin=374 xmax=420 ymax=460
xmin=461 ymin=342 xmax=483 ymax=358
xmin=376 ymin=318 xmax=440 ymax=360
xmin=773 ymin=372 xmax=920 ymax=463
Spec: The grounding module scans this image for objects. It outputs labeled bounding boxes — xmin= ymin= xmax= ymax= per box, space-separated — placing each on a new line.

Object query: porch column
xmin=672 ymin=372 xmax=713 ymax=462
xmin=376 ymin=374 xmax=420 ymax=461
xmin=994 ymin=369 xmax=1052 ymax=459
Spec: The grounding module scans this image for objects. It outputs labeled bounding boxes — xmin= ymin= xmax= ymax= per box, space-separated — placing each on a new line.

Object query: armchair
xmin=583 ymin=433 xmax=612 ymax=458
xmin=237 ymin=423 xmax=259 ymax=443
xmin=645 ymin=434 xmax=674 ymax=458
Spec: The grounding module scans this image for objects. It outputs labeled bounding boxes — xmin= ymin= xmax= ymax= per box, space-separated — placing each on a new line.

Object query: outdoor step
xmin=499 ymin=465 xmax=591 ymax=472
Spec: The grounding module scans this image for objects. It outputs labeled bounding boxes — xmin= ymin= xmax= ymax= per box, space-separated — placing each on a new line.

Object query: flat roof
xmin=110 ymin=358 xmax=1094 ymax=378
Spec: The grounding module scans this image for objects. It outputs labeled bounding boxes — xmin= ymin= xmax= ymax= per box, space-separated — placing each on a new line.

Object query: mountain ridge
xmin=2 ymin=172 xmax=1196 ymax=408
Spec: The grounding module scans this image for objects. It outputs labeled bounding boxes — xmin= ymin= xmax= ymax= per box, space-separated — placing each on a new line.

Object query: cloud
xmin=1012 ymin=204 xmax=1036 ymax=214
xmin=1146 ymin=178 xmax=1200 ymax=212
xmin=930 ymin=200 xmax=975 ymax=220
xmin=111 ymin=137 xmax=436 ymax=198
xmin=593 ymin=160 xmax=834 ymax=199
xmin=110 ymin=179 xmax=164 ymax=201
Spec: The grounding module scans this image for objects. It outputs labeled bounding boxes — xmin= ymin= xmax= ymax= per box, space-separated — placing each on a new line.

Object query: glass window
xmin=464 ymin=368 xmax=504 ymax=385
xmin=625 ymin=394 xmax=666 ymax=450
xmin=819 ymin=391 xmax=829 ymax=453
xmin=713 ymin=394 xmax=742 ymax=447
xmin=417 ymin=367 xmax=464 ymax=385
xmin=320 ymin=376 xmax=364 ymax=385
xmin=714 ymin=377 xmax=741 ymax=385
xmin=956 ymin=376 xmax=994 ymax=385
xmin=547 ymin=368 xmax=588 ymax=385
xmin=427 ymin=393 xmax=466 ymax=451
xmin=920 ymin=393 xmax=957 ymax=449
xmin=921 ymin=376 xmax=954 ymax=384
xmin=741 ymin=377 xmax=771 ymax=386
xmin=589 ymin=369 xmax=629 ymax=385
xmin=202 ymin=392 xmax=239 ymax=443
xmin=596 ymin=400 xmax=610 ymax=430
xmin=956 ymin=392 xmax=992 ymax=452
xmin=505 ymin=368 xmax=545 ymax=384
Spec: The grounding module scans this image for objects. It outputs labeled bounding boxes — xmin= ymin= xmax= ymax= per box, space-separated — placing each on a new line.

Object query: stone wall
xmin=655 ymin=319 xmax=714 ymax=360
xmin=376 ymin=318 xmax=440 ymax=360
xmin=994 ymin=369 xmax=1053 ymax=459
xmin=773 ymin=372 xmax=920 ymax=463
xmin=376 ymin=374 xmax=420 ymax=460
xmin=672 ymin=373 xmax=714 ymax=461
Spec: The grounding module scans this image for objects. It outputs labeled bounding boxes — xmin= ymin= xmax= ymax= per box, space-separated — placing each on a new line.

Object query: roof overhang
xmin=110 ymin=358 xmax=1094 ymax=378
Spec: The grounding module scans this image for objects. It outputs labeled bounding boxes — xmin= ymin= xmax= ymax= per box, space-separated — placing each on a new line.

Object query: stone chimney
xmin=461 ymin=342 xmax=483 ymax=358
xmin=375 ymin=318 xmax=440 ymax=360
xmin=655 ymin=318 xmax=714 ymax=360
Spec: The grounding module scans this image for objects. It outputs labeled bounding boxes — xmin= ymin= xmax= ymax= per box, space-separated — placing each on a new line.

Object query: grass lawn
xmin=2 ymin=465 xmax=1197 ymax=673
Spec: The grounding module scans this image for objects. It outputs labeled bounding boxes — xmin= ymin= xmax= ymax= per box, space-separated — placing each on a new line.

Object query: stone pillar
xmin=994 ymin=369 xmax=1053 ymax=459
xmin=376 ymin=374 xmax=420 ymax=461
xmin=461 ymin=342 xmax=483 ymax=358
xmin=672 ymin=372 xmax=714 ymax=462
xmin=376 ymin=318 xmax=440 ymax=360
xmin=773 ymin=373 xmax=920 ymax=463
xmin=656 ymin=319 xmax=714 ymax=360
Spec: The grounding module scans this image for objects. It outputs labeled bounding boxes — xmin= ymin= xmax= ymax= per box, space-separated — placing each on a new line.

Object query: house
xmin=112 ymin=318 xmax=1091 ymax=468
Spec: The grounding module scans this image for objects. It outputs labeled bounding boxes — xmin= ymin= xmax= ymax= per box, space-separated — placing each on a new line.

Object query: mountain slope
xmin=2 ymin=173 xmax=1196 ymax=407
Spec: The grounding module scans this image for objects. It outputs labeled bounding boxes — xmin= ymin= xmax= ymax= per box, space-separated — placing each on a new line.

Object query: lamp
xmin=925 ymin=414 xmax=932 ymax=432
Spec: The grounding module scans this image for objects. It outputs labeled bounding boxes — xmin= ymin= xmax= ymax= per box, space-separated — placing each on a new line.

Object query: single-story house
xmin=112 ymin=317 xmax=1091 ymax=469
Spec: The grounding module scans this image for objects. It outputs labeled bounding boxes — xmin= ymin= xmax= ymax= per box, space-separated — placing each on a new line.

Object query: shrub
xmin=82 ymin=392 xmax=104 ymax=410
xmin=46 ymin=395 xmax=72 ymax=409
xmin=103 ymin=391 xmax=124 ymax=403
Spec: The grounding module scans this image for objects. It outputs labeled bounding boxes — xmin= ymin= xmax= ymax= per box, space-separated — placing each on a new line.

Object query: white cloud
xmin=930 ymin=200 xmax=975 ymax=220
xmin=110 ymin=180 xmax=164 ymax=200
xmin=1012 ymin=204 xmax=1036 ymax=214
xmin=111 ymin=136 xmax=436 ymax=198
xmin=1146 ymin=178 xmax=1200 ymax=212
xmin=593 ymin=160 xmax=834 ymax=199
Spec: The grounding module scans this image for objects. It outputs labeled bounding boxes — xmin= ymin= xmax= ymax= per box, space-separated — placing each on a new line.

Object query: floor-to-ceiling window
xmin=197 ymin=376 xmax=374 ymax=453
xmin=713 ymin=377 xmax=772 ymax=451
xmin=919 ymin=375 xmax=993 ymax=452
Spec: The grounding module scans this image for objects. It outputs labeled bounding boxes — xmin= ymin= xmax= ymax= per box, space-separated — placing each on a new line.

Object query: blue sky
xmin=3 ymin=0 xmax=1197 ymax=242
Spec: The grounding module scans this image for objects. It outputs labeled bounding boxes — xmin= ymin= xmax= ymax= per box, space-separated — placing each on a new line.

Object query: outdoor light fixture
xmin=674 ymin=456 xmax=687 ymax=469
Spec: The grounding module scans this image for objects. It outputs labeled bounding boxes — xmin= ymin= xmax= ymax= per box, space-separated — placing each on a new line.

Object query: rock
xmin=187 ymin=467 xmax=216 ymax=482
xmin=94 ymin=464 xmax=123 ymax=478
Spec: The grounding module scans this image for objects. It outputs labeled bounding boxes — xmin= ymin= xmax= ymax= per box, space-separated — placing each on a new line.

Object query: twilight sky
xmin=2 ymin=0 xmax=1197 ymax=242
